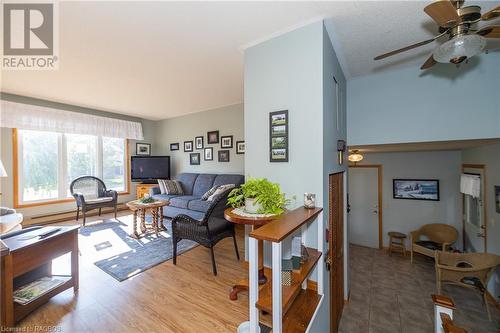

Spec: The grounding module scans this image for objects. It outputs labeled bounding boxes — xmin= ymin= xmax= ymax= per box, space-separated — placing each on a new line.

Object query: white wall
xmin=347 ymin=53 xmax=500 ymax=146
xmin=356 ymin=150 xmax=462 ymax=249
xmin=154 ymin=104 xmax=244 ymax=177
xmin=461 ymin=143 xmax=500 ymax=298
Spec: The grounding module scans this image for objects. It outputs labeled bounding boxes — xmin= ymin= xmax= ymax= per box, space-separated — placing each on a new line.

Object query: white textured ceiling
xmin=2 ymin=1 xmax=499 ymax=120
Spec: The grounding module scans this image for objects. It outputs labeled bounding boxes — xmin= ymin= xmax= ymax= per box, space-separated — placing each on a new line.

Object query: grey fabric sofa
xmin=150 ymin=173 xmax=244 ymax=220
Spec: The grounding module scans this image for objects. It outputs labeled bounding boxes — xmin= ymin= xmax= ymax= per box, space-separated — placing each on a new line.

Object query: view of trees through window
xmin=18 ymin=130 xmax=127 ymax=204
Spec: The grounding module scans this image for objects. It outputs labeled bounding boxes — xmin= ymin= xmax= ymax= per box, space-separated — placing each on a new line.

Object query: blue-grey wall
xmin=244 ymin=20 xmax=347 ymax=332
xmin=347 ymin=54 xmax=500 ymax=146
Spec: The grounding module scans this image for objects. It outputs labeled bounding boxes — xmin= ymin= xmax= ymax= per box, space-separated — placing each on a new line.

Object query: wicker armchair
xmin=435 ymin=251 xmax=500 ymax=320
xmin=172 ymin=188 xmax=239 ymax=275
xmin=410 ymin=223 xmax=458 ymax=263
xmin=70 ymin=176 xmax=118 ymax=226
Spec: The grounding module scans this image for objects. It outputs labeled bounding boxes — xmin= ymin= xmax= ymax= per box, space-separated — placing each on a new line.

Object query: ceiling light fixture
xmin=348 ymin=150 xmax=364 ymax=164
xmin=433 ymin=34 xmax=486 ymax=64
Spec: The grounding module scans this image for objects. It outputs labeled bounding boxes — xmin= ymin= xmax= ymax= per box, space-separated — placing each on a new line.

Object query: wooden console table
xmin=224 ymin=208 xmax=278 ymax=300
xmin=0 ymin=226 xmax=79 ymax=327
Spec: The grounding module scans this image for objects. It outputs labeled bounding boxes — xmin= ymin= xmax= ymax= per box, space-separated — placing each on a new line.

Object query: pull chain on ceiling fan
xmin=373 ymin=0 xmax=500 ymax=70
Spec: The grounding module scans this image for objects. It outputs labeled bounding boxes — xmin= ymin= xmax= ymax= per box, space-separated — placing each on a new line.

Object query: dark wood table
xmin=0 ymin=226 xmax=79 ymax=327
xmin=224 ymin=208 xmax=278 ymax=300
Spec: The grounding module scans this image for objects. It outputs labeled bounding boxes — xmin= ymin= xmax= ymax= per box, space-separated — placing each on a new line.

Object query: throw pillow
xmin=201 ymin=185 xmax=219 ymax=201
xmin=158 ymin=179 xmax=184 ymax=195
xmin=207 ymin=184 xmax=235 ymax=201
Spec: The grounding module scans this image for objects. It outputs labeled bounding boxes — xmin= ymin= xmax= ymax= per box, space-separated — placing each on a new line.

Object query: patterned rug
xmin=79 ymin=217 xmax=198 ymax=281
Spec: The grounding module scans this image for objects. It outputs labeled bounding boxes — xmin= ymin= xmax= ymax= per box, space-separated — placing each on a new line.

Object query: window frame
xmin=13 ymin=129 xmax=130 ymax=208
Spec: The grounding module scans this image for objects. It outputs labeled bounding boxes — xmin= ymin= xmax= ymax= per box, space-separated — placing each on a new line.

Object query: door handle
xmin=477 ymin=232 xmax=485 ymax=238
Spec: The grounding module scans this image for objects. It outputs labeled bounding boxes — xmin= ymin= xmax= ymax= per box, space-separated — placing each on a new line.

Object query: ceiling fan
xmin=374 ymin=0 xmax=500 ymax=69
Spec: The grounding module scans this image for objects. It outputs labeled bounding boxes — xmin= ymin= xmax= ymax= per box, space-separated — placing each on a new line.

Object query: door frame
xmin=461 ymin=163 xmax=487 ymax=252
xmin=348 ymin=164 xmax=383 ymax=249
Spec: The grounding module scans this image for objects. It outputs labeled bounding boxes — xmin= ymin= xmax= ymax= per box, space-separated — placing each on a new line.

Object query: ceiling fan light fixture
xmin=433 ymin=34 xmax=486 ymax=63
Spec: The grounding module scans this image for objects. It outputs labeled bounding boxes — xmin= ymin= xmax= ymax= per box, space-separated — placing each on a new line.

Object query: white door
xmin=349 ymin=167 xmax=379 ymax=248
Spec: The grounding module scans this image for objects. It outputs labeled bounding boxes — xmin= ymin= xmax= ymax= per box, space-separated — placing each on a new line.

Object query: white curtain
xmin=460 ymin=173 xmax=481 ymax=198
xmin=0 ymin=100 xmax=144 ymax=140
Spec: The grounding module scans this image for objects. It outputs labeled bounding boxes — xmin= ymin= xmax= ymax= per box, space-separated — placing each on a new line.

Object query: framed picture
xmin=270 ymin=110 xmax=288 ymax=162
xmin=136 ymin=143 xmax=151 ymax=156
xmin=495 ymin=186 xmax=500 ymax=213
xmin=170 ymin=143 xmax=179 ymax=151
xmin=218 ymin=150 xmax=230 ymax=162
xmin=204 ymin=147 xmax=213 ymax=161
xmin=221 ymin=135 xmax=233 ymax=148
xmin=393 ymin=179 xmax=440 ymax=201
xmin=195 ymin=136 xmax=204 ymax=150
xmin=207 ymin=130 xmax=219 ymax=144
xmin=184 ymin=141 xmax=193 ymax=152
xmin=190 ymin=153 xmax=200 ymax=165
xmin=236 ymin=141 xmax=245 ymax=154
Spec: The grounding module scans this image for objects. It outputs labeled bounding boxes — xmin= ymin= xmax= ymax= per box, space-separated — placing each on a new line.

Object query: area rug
xmin=79 ymin=217 xmax=198 ymax=281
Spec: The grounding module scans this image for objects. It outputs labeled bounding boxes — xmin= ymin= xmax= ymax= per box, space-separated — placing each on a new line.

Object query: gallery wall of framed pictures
xmin=269 ymin=110 xmax=288 ymax=162
xmin=169 ymin=129 xmax=244 ymax=166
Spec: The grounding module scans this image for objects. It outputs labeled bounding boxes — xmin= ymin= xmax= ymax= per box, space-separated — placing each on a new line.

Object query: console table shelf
xmin=256 ymin=247 xmax=321 ymax=314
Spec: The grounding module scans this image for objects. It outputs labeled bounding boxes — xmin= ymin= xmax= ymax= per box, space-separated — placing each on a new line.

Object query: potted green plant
xmin=227 ymin=178 xmax=290 ymax=215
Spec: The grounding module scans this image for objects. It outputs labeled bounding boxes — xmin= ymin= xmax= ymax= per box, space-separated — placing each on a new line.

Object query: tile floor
xmin=339 ymin=245 xmax=500 ymax=333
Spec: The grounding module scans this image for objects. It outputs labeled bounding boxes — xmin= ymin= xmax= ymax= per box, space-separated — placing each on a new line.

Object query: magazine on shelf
xmin=13 ymin=276 xmax=71 ymax=305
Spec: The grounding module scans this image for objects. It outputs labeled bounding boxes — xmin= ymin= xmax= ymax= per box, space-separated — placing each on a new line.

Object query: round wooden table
xmin=224 ymin=208 xmax=278 ymax=300
xmin=127 ymin=200 xmax=169 ymax=239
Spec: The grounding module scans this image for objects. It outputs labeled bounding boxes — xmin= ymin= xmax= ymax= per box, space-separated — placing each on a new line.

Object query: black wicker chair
xmin=172 ymin=188 xmax=239 ymax=275
xmin=69 ymin=176 xmax=118 ymax=226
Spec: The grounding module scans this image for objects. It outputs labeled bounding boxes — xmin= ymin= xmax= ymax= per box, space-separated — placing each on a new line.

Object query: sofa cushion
xmin=192 ymin=174 xmax=217 ymax=196
xmin=188 ymin=199 xmax=213 ymax=212
xmin=162 ymin=206 xmax=205 ymax=221
xmin=169 ymin=196 xmax=200 ymax=209
xmin=175 ymin=173 xmax=199 ymax=195
xmin=213 ymin=174 xmax=244 ymax=188
xmin=151 ymin=194 xmax=179 ymax=201
xmin=158 ymin=179 xmax=183 ymax=195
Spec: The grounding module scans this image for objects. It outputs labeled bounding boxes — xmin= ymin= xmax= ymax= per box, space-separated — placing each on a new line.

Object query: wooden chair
xmin=171 ymin=188 xmax=239 ymax=276
xmin=70 ymin=176 xmax=118 ymax=226
xmin=410 ymin=223 xmax=458 ymax=263
xmin=435 ymin=251 xmax=500 ymax=320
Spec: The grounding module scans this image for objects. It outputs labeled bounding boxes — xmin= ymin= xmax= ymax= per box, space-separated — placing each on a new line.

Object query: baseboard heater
xmin=25 ymin=204 xmax=129 ymax=226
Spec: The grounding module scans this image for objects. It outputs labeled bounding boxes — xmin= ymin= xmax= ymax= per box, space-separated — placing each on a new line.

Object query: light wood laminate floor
xmin=16 ymin=211 xmax=249 ymax=333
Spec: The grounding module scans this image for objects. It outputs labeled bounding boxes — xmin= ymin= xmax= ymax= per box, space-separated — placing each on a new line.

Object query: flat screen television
xmin=131 ymin=156 xmax=170 ymax=183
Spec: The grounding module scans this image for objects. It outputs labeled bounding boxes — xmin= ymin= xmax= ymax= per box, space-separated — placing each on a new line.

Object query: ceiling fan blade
xmin=482 ymin=6 xmax=500 ymax=21
xmin=374 ymin=38 xmax=436 ymax=60
xmin=477 ymin=25 xmax=500 ymax=38
xmin=420 ymin=55 xmax=437 ymax=70
xmin=424 ymin=0 xmax=460 ymax=27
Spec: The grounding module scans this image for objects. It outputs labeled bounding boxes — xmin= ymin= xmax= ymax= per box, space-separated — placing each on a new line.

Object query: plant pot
xmin=245 ymin=198 xmax=262 ymax=214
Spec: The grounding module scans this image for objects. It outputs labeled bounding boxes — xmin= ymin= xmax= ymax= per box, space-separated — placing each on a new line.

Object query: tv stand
xmin=136 ymin=183 xmax=157 ymax=199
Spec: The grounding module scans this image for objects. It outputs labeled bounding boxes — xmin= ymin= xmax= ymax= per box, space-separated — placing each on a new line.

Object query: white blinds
xmin=0 ymin=100 xmax=144 ymax=140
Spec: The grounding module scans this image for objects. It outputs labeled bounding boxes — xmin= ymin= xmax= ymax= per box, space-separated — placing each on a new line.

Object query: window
xmin=16 ymin=129 xmax=128 ymax=206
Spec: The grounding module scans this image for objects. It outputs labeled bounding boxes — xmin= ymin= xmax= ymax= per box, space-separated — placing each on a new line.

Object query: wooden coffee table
xmin=126 ymin=200 xmax=169 ymax=238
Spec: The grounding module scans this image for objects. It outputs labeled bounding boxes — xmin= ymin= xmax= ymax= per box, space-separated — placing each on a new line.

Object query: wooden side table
xmin=127 ymin=200 xmax=169 ymax=238
xmin=224 ymin=208 xmax=278 ymax=300
xmin=388 ymin=231 xmax=407 ymax=256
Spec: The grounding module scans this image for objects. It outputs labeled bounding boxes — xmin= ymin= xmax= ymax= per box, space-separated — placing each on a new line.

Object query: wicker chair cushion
xmin=85 ymin=197 xmax=114 ymax=204
xmin=416 ymin=240 xmax=442 ymax=251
